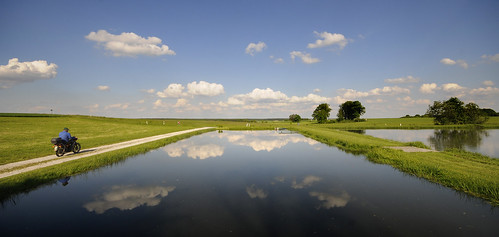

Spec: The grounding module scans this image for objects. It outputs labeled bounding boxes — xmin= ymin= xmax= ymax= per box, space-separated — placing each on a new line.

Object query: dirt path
xmin=0 ymin=127 xmax=214 ymax=179
xmin=385 ymin=146 xmax=437 ymax=152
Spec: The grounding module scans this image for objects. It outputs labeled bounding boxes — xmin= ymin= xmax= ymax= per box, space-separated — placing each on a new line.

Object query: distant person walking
xmin=59 ymin=127 xmax=72 ymax=143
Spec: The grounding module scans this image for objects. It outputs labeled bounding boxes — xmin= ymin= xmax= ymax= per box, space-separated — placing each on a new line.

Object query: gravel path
xmin=385 ymin=146 xmax=437 ymax=152
xmin=0 ymin=127 xmax=214 ymax=179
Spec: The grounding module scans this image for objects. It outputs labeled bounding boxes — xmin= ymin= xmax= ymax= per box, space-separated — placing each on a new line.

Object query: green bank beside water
xmin=292 ymin=126 xmax=499 ymax=205
xmin=1 ymin=114 xmax=498 ymax=205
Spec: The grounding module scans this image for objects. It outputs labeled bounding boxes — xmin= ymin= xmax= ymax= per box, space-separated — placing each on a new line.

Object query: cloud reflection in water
xmin=309 ymin=191 xmax=350 ymax=209
xmin=163 ymin=141 xmax=224 ymax=159
xmin=246 ymin=184 xmax=268 ymax=199
xmin=291 ymin=175 xmax=322 ymax=189
xmin=217 ymin=131 xmax=319 ymax=152
xmin=83 ymin=185 xmax=176 ymax=214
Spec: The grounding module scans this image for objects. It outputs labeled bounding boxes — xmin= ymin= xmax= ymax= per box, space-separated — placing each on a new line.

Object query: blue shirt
xmin=59 ymin=130 xmax=72 ymax=142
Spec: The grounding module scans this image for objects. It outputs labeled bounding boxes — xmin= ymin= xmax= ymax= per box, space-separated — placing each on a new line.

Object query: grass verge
xmin=0 ymin=129 xmax=212 ymax=204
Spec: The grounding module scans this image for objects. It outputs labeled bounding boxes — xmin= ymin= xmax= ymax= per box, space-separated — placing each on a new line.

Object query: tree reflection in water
xmin=428 ymin=129 xmax=489 ymax=151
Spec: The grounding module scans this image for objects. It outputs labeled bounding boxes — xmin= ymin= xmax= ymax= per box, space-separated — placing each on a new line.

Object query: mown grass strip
xmin=0 ymin=129 xmax=212 ymax=203
xmin=292 ymin=126 xmax=499 ymax=205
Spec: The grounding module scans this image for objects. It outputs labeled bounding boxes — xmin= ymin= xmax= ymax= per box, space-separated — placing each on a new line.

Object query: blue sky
xmin=1 ymin=0 xmax=498 ymax=118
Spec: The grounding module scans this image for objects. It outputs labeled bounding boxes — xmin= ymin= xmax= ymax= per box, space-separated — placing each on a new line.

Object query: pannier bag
xmin=51 ymin=137 xmax=63 ymax=145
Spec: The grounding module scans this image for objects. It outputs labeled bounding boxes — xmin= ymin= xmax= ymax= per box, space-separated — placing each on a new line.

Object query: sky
xmin=1 ymin=0 xmax=498 ymax=118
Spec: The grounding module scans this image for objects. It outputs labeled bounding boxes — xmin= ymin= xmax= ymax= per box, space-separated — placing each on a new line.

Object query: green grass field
xmin=0 ymin=115 xmax=260 ymax=164
xmin=1 ymin=113 xmax=498 ymax=205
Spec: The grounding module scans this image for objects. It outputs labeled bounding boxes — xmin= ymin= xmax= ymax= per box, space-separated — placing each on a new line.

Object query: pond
xmin=0 ymin=131 xmax=497 ymax=236
xmin=355 ymin=129 xmax=499 ymax=158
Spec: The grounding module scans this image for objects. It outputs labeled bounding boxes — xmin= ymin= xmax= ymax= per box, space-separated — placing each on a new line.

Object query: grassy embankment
xmin=1 ymin=114 xmax=498 ymax=204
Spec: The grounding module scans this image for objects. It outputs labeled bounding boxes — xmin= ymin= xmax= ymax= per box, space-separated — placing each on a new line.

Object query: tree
xmin=312 ymin=103 xmax=331 ymax=123
xmin=337 ymin=101 xmax=365 ymax=121
xmin=289 ymin=114 xmax=302 ymax=123
xmin=426 ymin=97 xmax=488 ymax=125
xmin=481 ymin=108 xmax=499 ymax=117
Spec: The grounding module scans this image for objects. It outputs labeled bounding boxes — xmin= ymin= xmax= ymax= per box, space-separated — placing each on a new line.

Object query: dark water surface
xmin=0 ymin=131 xmax=497 ymax=236
xmin=360 ymin=129 xmax=499 ymax=158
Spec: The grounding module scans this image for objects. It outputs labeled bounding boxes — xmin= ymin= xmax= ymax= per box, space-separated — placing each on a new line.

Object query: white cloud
xmin=105 ymin=103 xmax=129 ymax=110
xmin=245 ymin=41 xmax=267 ymax=56
xmin=398 ymin=96 xmax=431 ymax=106
xmin=440 ymin=58 xmax=456 ymax=65
xmin=227 ymin=97 xmax=245 ymax=105
xmin=97 ymin=85 xmax=110 ymax=91
xmin=332 ymin=96 xmax=347 ymax=104
xmin=153 ymin=99 xmax=166 ymax=109
xmin=440 ymin=57 xmax=467 ymax=69
xmin=442 ymin=83 xmax=465 ymax=91
xmin=338 ymin=89 xmax=369 ymax=99
xmin=137 ymin=99 xmax=145 ymax=104
xmin=366 ymin=98 xmax=386 ymax=104
xmin=290 ymin=93 xmax=330 ymax=104
xmin=483 ymin=80 xmax=494 ymax=86
xmin=481 ymin=53 xmax=499 ymax=62
xmin=85 ymin=104 xmax=100 ymax=110
xmin=313 ymin=88 xmax=321 ymax=93
xmin=307 ymin=31 xmax=348 ymax=49
xmin=174 ymin=98 xmax=189 ymax=108
xmin=187 ymin=81 xmax=224 ymax=96
xmin=0 ymin=58 xmax=58 ymax=88
xmin=83 ymin=185 xmax=176 ymax=214
xmin=418 ymin=83 xmax=464 ymax=95
xmin=230 ymin=88 xmax=289 ymax=103
xmin=85 ymin=30 xmax=175 ymax=57
xmin=145 ymin=89 xmax=155 ymax=94
xmin=290 ymin=51 xmax=320 ymax=64
xmin=420 ymin=83 xmax=438 ymax=94
xmin=270 ymin=55 xmax=284 ymax=64
xmin=337 ymin=86 xmax=409 ymax=100
xmin=225 ymin=88 xmax=329 ymax=112
xmin=369 ymin=86 xmax=410 ymax=95
xmin=469 ymin=87 xmax=499 ymax=95
xmin=384 ymin=75 xmax=420 ymax=84
xmin=157 ymin=83 xmax=185 ymax=98
xmin=456 ymin=60 xmax=468 ymax=69
xmin=273 ymin=57 xmax=284 ymax=64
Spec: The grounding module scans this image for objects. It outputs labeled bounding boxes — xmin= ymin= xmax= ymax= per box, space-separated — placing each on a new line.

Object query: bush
xmin=289 ymin=114 xmax=302 ymax=123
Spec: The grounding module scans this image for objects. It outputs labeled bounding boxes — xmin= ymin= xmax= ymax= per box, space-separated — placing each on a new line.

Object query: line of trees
xmin=426 ymin=97 xmax=488 ymax=125
xmin=296 ymin=97 xmax=493 ymax=125
xmin=310 ymin=101 xmax=365 ymax=123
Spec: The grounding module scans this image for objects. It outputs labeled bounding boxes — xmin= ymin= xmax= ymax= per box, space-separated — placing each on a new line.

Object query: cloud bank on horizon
xmin=0 ymin=0 xmax=498 ymax=118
